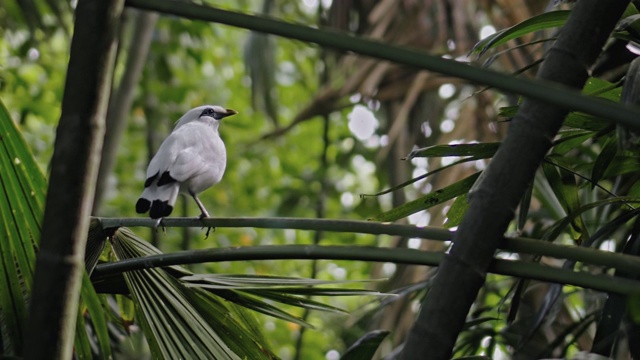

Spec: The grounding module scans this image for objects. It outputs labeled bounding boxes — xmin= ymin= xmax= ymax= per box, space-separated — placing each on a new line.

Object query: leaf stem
xmin=92 ymin=244 xmax=640 ymax=295
xmin=94 ymin=216 xmax=640 ymax=287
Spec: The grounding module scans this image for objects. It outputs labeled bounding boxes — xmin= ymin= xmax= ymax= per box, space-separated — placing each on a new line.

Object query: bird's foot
xmin=204 ymin=226 xmax=215 ymax=239
xmin=153 ymin=218 xmax=166 ymax=233
xmin=198 ymin=212 xmax=214 ymax=239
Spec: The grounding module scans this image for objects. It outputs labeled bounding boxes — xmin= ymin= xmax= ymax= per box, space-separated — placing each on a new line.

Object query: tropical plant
xmin=5 ymin=0 xmax=640 ymax=359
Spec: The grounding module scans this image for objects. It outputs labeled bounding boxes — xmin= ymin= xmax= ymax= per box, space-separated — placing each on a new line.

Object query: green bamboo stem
xmin=92 ymin=244 xmax=640 ymax=295
xmin=125 ymin=0 xmax=640 ymax=130
xmin=96 ymin=216 xmax=453 ymax=240
xmin=95 ymin=217 xmax=640 ymax=276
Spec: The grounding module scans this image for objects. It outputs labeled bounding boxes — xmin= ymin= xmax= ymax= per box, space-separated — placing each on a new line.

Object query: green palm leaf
xmin=471 ymin=10 xmax=570 ymax=56
xmin=109 ymin=226 xmax=277 ymax=359
xmin=372 ymin=172 xmax=481 ymax=222
xmin=0 ymin=99 xmax=111 ymax=357
xmin=341 ymin=330 xmax=390 ymax=360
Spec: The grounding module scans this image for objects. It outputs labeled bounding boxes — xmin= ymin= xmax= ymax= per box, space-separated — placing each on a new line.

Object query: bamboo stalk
xmin=94 ymin=216 xmax=640 ymax=275
xmin=92 ymin=244 xmax=640 ymax=296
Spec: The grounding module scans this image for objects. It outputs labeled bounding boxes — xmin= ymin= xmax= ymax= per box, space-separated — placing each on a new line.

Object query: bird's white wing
xmin=166 ymin=124 xmax=215 ymax=177
xmin=145 ymin=123 xmax=206 ymax=179
xmin=151 ymin=122 xmax=226 ymax=190
xmin=145 ymin=133 xmax=179 ymax=181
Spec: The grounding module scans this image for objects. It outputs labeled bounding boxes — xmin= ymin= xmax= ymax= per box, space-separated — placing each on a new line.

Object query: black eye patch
xmin=200 ymin=108 xmax=215 ymax=117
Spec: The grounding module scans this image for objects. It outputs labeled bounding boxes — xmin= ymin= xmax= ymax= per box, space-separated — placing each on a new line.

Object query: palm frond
xmin=0 ymin=99 xmax=111 ymax=357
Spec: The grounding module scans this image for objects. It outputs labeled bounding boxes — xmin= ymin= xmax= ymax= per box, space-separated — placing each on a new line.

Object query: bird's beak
xmin=222 ymin=109 xmax=238 ymax=118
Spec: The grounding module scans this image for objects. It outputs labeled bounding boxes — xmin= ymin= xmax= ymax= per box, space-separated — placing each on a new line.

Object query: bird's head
xmin=174 ymin=105 xmax=238 ymax=129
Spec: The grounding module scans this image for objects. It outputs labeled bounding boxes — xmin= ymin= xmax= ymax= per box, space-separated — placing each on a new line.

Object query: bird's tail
xmin=136 ymin=182 xmax=180 ymax=219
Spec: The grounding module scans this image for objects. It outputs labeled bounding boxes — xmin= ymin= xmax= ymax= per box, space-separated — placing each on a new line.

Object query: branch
xmin=91 ymin=245 xmax=640 ymax=296
xmin=95 ymin=216 xmax=454 ymax=240
xmin=124 ymin=0 xmax=640 ymax=130
xmin=93 ymin=216 xmax=640 ymax=280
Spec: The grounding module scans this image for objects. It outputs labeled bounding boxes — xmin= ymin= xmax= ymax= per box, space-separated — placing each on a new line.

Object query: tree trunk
xmin=23 ymin=0 xmax=123 ymax=359
xmin=400 ymin=1 xmax=630 ymax=358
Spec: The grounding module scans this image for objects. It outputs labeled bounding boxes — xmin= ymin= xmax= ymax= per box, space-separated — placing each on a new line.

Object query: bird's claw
xmin=153 ymin=218 xmax=166 ymax=233
xmin=198 ymin=213 xmax=214 ymax=239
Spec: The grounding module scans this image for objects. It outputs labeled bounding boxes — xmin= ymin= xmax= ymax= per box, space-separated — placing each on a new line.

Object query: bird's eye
xmin=200 ymin=108 xmax=214 ymax=117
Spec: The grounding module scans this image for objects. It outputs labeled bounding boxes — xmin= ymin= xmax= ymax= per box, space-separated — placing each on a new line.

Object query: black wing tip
xmin=144 ymin=172 xmax=159 ymax=188
xmin=136 ymin=198 xmax=151 ymax=214
xmin=150 ymin=200 xmax=173 ymax=219
xmin=157 ymin=171 xmax=177 ymax=186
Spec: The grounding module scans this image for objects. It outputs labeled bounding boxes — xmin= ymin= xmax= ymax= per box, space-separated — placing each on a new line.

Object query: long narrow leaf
xmin=542 ymin=197 xmax=640 ymax=241
xmin=551 ymin=130 xmax=595 ymax=155
xmin=243 ymin=289 xmax=347 ymax=313
xmin=79 ymin=272 xmax=112 ymax=359
xmin=341 ymin=330 xmax=390 ymax=360
xmin=362 ymin=156 xmax=481 ymax=197
xmin=500 ymin=105 xmax=613 ymax=132
xmin=591 ymin=136 xmax=618 ymax=187
xmin=541 ymin=158 xmax=587 ymax=240
xmin=73 ymin=309 xmax=92 ymax=359
xmin=602 ymin=155 xmax=640 ymax=178
xmin=471 ymin=11 xmax=570 ymax=56
xmin=405 ymin=143 xmax=500 ymax=159
xmin=182 ymin=274 xmax=385 ymax=326
xmin=372 ymin=172 xmax=481 ymax=222
xmin=444 ymin=195 xmax=470 ymax=228
xmin=201 ymin=288 xmax=313 ymax=327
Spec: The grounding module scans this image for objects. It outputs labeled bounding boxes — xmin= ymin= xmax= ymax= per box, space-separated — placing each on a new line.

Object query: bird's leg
xmin=191 ymin=193 xmax=210 ymax=219
xmin=191 ymin=192 xmax=213 ymax=238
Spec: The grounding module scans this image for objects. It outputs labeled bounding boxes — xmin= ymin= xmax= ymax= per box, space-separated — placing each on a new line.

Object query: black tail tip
xmin=150 ymin=200 xmax=173 ymax=219
xmin=136 ymin=198 xmax=151 ymax=214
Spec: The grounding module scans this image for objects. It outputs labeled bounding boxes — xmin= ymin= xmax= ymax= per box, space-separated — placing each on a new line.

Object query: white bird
xmin=136 ymin=105 xmax=237 ymax=219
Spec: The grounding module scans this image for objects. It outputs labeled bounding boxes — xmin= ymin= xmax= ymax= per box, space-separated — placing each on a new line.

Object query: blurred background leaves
xmin=4 ymin=0 xmax=640 ymax=358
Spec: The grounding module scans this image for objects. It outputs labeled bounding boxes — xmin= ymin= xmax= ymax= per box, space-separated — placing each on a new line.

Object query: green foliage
xmin=110 ymin=226 xmax=272 ymax=359
xmin=92 ymin=223 xmax=387 ymax=358
xmin=372 ymin=172 xmax=480 ymax=222
xmin=0 ymin=99 xmax=111 ymax=357
xmin=341 ymin=330 xmax=390 ymax=360
xmin=6 ymin=0 xmax=640 ymax=358
xmin=471 ymin=10 xmax=570 ymax=56
xmin=0 ymin=98 xmax=40 ymax=355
